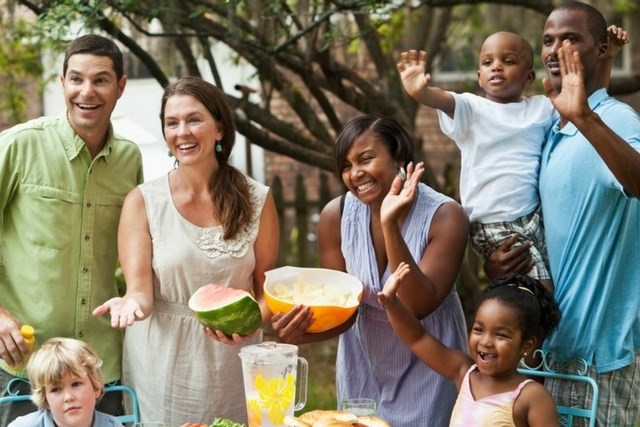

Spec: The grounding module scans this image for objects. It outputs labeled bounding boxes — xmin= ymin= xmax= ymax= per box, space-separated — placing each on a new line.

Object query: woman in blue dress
xmin=272 ymin=115 xmax=469 ymax=426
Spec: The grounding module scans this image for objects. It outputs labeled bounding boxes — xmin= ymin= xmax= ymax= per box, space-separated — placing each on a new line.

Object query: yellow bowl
xmin=264 ymin=266 xmax=363 ymax=333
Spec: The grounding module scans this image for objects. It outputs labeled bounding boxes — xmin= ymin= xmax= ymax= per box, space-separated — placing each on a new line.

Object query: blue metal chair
xmin=0 ymin=377 xmax=32 ymax=405
xmin=104 ymin=384 xmax=140 ymax=424
xmin=0 ymin=378 xmax=141 ymax=425
xmin=104 ymin=382 xmax=141 ymax=424
xmin=518 ymin=351 xmax=599 ymax=427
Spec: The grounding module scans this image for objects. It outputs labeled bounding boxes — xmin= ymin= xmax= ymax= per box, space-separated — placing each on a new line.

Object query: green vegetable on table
xmin=209 ymin=418 xmax=246 ymax=427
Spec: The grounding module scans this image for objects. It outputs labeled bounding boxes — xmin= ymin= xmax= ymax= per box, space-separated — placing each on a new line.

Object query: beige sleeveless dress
xmin=122 ymin=173 xmax=267 ymax=426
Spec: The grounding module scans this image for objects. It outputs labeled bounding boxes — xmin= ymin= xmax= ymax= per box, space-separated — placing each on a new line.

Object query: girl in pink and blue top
xmin=378 ymin=266 xmax=561 ymax=427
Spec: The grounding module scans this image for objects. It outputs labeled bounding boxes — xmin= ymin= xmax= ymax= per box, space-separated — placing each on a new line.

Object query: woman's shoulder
xmin=245 ymin=176 xmax=270 ymax=210
xmin=245 ymin=175 xmax=266 ymax=188
xmin=417 ymin=184 xmax=463 ymax=214
xmin=319 ymin=194 xmax=345 ymax=223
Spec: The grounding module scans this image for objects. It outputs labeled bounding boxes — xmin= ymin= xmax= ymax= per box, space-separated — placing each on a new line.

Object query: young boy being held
xmin=397 ymin=28 xmax=627 ymax=292
xmin=9 ymin=338 xmax=122 ymax=427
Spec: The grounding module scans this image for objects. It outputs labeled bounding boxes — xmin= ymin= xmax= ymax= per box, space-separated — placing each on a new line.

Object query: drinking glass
xmin=341 ymin=398 xmax=377 ymax=416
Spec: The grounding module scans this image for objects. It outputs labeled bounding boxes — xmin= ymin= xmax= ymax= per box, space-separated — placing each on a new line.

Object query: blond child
xmin=8 ymin=338 xmax=122 ymax=427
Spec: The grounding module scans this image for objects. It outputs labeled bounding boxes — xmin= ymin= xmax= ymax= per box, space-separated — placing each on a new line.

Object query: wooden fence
xmin=271 ymin=172 xmax=335 ymax=267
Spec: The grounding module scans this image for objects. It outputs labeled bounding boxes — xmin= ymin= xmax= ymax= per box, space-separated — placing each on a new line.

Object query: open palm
xmin=543 ymin=41 xmax=591 ymax=121
xmin=93 ymin=297 xmax=144 ymax=328
xmin=380 ymin=162 xmax=424 ymax=225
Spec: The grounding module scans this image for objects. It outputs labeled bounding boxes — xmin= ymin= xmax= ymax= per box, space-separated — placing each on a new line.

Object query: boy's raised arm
xmin=398 ymin=50 xmax=456 ymax=118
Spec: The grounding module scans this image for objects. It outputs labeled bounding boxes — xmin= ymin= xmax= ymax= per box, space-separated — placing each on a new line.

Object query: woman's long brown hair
xmin=160 ymin=76 xmax=253 ymax=240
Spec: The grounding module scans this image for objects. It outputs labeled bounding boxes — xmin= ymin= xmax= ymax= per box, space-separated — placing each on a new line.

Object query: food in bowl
xmin=264 ymin=266 xmax=363 ymax=333
xmin=271 ymin=278 xmax=359 ymax=307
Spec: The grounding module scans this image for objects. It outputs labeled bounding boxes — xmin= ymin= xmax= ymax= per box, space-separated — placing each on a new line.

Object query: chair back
xmin=105 ymin=383 xmax=141 ymax=424
xmin=0 ymin=377 xmax=32 ymax=405
xmin=518 ymin=351 xmax=599 ymax=427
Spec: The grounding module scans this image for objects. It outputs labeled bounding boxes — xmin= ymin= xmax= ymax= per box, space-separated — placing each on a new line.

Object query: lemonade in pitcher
xmin=239 ymin=342 xmax=307 ymax=427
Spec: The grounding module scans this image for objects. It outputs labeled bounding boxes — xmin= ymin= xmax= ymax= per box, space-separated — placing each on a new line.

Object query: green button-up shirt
xmin=0 ymin=114 xmax=143 ymax=381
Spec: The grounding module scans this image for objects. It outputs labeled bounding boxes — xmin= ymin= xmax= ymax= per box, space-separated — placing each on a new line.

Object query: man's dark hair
xmin=63 ymin=34 xmax=124 ymax=80
xmin=555 ymin=1 xmax=608 ymax=45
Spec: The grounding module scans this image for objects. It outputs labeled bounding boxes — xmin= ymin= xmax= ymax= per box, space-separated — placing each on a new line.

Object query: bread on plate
xmin=284 ymin=410 xmax=390 ymax=427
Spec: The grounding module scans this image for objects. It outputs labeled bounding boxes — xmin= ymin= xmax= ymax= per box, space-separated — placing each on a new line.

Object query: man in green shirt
xmin=0 ymin=34 xmax=143 ymax=423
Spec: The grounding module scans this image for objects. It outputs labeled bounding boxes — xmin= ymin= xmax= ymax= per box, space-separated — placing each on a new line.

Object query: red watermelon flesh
xmin=188 ymin=284 xmax=262 ymax=335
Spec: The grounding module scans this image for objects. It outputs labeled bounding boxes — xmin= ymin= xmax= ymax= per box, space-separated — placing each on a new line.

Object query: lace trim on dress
xmin=194 ymin=181 xmax=261 ymax=259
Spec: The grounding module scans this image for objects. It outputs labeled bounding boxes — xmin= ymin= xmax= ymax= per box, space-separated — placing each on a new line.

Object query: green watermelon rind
xmin=190 ymin=292 xmax=262 ymax=336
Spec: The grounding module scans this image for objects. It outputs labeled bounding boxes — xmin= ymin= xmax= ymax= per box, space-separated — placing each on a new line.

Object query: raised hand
xmin=397 ymin=50 xmax=432 ymax=101
xmin=378 ymin=262 xmax=411 ymax=308
xmin=380 ymin=161 xmax=424 ymax=226
xmin=92 ymin=297 xmax=144 ymax=328
xmin=606 ymin=25 xmax=629 ymax=59
xmin=543 ymin=40 xmax=591 ymax=123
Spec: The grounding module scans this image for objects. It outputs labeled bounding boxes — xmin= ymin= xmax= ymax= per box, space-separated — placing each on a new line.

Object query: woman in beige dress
xmin=94 ymin=76 xmax=279 ymax=425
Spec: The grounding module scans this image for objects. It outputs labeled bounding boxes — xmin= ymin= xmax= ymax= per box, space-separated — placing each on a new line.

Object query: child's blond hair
xmin=26 ymin=337 xmax=104 ymax=409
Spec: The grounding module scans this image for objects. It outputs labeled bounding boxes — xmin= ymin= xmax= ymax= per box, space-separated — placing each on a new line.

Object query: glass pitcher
xmin=239 ymin=341 xmax=308 ymax=427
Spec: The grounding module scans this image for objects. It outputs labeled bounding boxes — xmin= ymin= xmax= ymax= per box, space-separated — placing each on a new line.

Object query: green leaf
xmin=209 ymin=418 xmax=246 ymax=427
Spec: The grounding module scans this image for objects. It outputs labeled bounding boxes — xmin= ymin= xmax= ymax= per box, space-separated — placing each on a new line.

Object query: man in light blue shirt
xmin=487 ymin=2 xmax=639 ymax=425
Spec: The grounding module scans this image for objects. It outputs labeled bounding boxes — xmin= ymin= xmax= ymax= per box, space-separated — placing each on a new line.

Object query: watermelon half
xmin=188 ymin=284 xmax=262 ymax=335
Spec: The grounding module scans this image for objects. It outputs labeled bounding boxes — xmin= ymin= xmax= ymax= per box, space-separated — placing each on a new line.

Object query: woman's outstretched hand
xmin=92 ymin=298 xmax=144 ymax=328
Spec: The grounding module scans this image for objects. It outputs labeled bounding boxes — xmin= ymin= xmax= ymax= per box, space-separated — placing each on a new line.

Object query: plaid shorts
xmin=544 ymin=349 xmax=640 ymax=427
xmin=470 ymin=207 xmax=551 ymax=280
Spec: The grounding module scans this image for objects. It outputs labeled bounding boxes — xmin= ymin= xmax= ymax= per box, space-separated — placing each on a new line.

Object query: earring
xmin=398 ymin=166 xmax=407 ymax=181
xmin=215 ymin=143 xmax=222 ymax=153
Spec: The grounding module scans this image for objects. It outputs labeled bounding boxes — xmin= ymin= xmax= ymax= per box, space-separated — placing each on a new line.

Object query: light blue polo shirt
xmin=539 ymin=88 xmax=640 ymax=373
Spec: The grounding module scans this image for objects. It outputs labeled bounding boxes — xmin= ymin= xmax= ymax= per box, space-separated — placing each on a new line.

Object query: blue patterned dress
xmin=338 ymin=184 xmax=468 ymax=426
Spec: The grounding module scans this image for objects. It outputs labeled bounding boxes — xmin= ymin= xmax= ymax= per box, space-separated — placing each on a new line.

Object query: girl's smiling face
xmin=340 ymin=131 xmax=400 ymax=205
xmin=46 ymin=371 xmax=101 ymax=427
xmin=469 ymin=299 xmax=534 ymax=377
